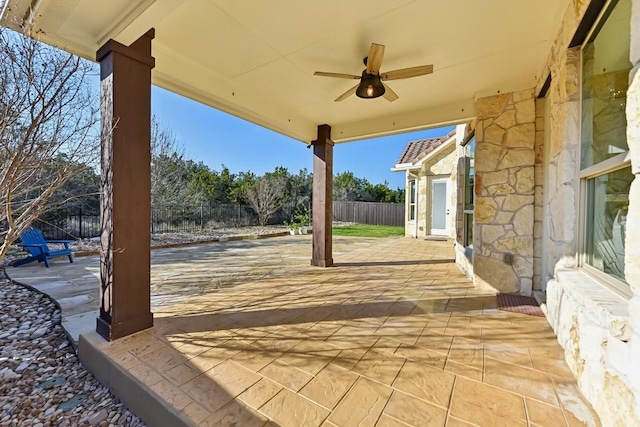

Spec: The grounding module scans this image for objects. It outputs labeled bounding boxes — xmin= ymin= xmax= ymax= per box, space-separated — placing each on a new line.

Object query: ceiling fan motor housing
xmin=356 ymin=71 xmax=385 ymax=99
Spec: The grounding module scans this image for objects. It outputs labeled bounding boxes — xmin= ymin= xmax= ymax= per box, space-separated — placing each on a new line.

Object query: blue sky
xmin=151 ymin=86 xmax=454 ymax=189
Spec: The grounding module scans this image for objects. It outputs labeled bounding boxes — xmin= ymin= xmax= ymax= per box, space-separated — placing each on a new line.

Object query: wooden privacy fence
xmin=332 ymin=201 xmax=404 ymax=226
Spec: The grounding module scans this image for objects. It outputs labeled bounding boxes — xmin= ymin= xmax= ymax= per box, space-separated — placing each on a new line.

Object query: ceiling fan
xmin=314 ymin=43 xmax=433 ymax=102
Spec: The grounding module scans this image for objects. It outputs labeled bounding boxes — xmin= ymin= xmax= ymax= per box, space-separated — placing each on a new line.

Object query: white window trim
xmin=576 ymin=0 xmax=632 ymax=299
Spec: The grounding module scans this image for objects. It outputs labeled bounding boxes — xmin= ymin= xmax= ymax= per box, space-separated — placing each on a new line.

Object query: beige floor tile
xmin=128 ymin=363 xmax=163 ymax=386
xmin=445 ymin=416 xmax=477 ymax=427
xmin=393 ymin=360 xmax=455 ymax=408
xmin=352 ymin=348 xmax=406 ymax=385
xmin=260 ymin=389 xmax=330 ymax=427
xmin=149 ymin=378 xmax=194 ymax=411
xmin=450 ymin=378 xmax=526 ymax=427
xmin=182 ymin=360 xmax=261 ymax=413
xmin=444 ymin=359 xmax=482 ymax=382
xmin=529 ymin=351 xmax=576 ymax=381
xmin=448 ymin=337 xmax=483 ymax=371
xmin=199 ymin=400 xmax=268 ymax=427
xmin=23 ymin=237 xmax=603 ymax=427
xmin=185 ymin=343 xmax=244 ymax=372
xmin=484 ymin=341 xmax=533 ymax=368
xmin=103 ymin=332 xmax=167 ymax=358
xmin=414 ymin=330 xmax=453 ymax=355
xmin=526 ymin=398 xmax=568 ymax=426
xmin=371 ymin=336 xmax=403 ymax=355
xmin=553 ymin=380 xmax=602 ymax=427
xmin=299 ymin=363 xmax=359 ymax=409
xmin=138 ymin=345 xmax=190 ymax=372
xmin=394 ymin=344 xmax=447 ymax=369
xmin=110 ymin=350 xmax=142 ymax=370
xmin=376 ymin=414 xmax=411 ymax=427
xmin=328 ymin=377 xmax=392 ymax=427
xmin=182 ymin=374 xmax=240 ymax=413
xmin=259 ymin=358 xmax=314 ymax=391
xmin=332 ymin=348 xmax=368 ymax=370
xmin=163 ymin=363 xmax=201 ymax=386
xmin=383 ymin=390 xmax=447 ymax=427
xmin=203 ymin=359 xmax=261 ymax=393
xmin=375 ymin=318 xmax=426 ymax=346
xmin=483 ymin=357 xmax=559 ymax=406
xmin=230 ymin=345 xmax=282 ymax=372
xmin=237 ymin=377 xmax=282 ymax=409
xmin=182 ymin=401 xmax=211 ymax=424
xmin=278 ymin=340 xmax=341 ymax=375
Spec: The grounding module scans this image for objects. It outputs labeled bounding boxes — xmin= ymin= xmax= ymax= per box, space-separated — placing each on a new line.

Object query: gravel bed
xmin=0 ymin=274 xmax=145 ymax=427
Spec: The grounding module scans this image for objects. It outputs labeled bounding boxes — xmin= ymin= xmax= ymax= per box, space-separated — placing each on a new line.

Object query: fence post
xmin=200 ymin=204 xmax=204 ymax=231
xmin=78 ymin=208 xmax=83 ymax=239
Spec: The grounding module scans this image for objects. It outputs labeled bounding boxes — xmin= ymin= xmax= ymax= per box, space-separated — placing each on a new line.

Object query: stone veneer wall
xmin=538 ymin=0 xmax=640 ymax=425
xmin=472 ymin=90 xmax=536 ymax=295
xmin=533 ymin=98 xmax=545 ymax=291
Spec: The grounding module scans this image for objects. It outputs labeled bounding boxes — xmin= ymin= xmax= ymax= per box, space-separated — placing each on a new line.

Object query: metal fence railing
xmin=21 ymin=200 xmax=403 ymax=240
xmin=30 ymin=202 xmax=300 ymax=240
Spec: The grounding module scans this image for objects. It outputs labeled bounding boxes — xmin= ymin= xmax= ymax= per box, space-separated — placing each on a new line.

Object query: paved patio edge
xmin=73 ymin=231 xmax=293 ymax=257
xmin=78 ymin=331 xmax=194 ymax=427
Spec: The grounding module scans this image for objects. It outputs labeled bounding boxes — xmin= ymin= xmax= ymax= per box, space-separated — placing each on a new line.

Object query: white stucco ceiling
xmin=2 ymin=0 xmax=570 ymax=143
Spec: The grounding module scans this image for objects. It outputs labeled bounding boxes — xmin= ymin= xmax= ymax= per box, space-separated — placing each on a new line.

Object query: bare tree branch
xmin=244 ymin=175 xmax=286 ymax=227
xmin=0 ymin=27 xmax=99 ymax=263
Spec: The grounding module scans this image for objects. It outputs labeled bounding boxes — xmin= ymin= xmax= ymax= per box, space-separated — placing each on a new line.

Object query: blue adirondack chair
xmin=13 ymin=227 xmax=74 ymax=268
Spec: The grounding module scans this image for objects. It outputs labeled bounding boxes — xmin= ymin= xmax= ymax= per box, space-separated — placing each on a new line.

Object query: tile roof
xmin=395 ymin=129 xmax=456 ymax=166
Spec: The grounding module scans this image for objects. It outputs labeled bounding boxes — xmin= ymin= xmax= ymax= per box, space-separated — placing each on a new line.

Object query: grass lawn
xmin=332 ymin=224 xmax=404 ymax=238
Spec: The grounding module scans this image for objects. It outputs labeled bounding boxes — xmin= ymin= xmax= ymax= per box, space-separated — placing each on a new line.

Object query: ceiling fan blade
xmin=382 ymin=83 xmax=399 ymax=102
xmin=334 ymin=84 xmax=359 ymax=102
xmin=366 ymin=43 xmax=385 ymax=75
xmin=314 ymin=71 xmax=361 ymax=80
xmin=381 ymin=65 xmax=433 ymax=81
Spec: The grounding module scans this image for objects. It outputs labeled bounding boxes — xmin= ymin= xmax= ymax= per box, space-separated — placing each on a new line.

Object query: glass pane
xmin=585 ymin=166 xmax=633 ymax=282
xmin=464 ymin=213 xmax=473 ymax=248
xmin=464 ymin=138 xmax=475 ymax=210
xmin=409 ymin=180 xmax=416 ymax=220
xmin=410 ymin=180 xmax=416 ymax=204
xmin=581 ymin=0 xmax=631 ymax=169
xmin=432 ymin=182 xmax=447 ymax=230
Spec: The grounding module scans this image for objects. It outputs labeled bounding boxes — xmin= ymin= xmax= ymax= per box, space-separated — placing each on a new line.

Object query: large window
xmin=462 ymin=137 xmax=475 ymax=247
xmin=580 ymin=0 xmax=631 ymax=295
xmin=409 ymin=179 xmax=416 ymax=221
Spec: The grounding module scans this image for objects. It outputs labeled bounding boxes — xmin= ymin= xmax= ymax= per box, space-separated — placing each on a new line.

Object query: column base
xmin=96 ymin=312 xmax=154 ymax=341
xmin=311 ymin=258 xmax=333 ymax=267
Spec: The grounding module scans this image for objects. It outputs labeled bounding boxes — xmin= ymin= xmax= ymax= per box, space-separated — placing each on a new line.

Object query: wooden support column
xmin=96 ymin=30 xmax=155 ymax=341
xmin=311 ymin=124 xmax=334 ymax=267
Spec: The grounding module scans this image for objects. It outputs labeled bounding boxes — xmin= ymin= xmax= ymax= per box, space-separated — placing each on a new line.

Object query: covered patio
xmin=9 ymin=236 xmax=599 ymax=426
xmin=2 ymin=0 xmax=639 ymax=423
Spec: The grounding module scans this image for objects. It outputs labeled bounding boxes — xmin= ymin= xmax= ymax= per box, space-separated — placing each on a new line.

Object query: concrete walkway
xmin=7 ymin=236 xmax=600 ymax=427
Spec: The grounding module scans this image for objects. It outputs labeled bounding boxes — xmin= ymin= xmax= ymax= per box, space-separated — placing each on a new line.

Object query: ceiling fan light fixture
xmin=356 ymin=72 xmax=385 ymax=99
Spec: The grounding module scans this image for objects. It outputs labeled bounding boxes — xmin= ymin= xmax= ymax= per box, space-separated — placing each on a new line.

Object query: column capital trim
xmin=311 ymin=124 xmax=334 ymax=146
xmin=97 ymin=29 xmax=155 ymax=68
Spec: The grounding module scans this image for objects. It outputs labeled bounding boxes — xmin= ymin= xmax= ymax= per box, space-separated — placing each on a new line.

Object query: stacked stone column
xmin=473 ymin=90 xmax=536 ymax=295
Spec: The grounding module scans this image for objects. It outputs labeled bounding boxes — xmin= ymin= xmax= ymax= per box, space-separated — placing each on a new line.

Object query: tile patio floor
xmin=11 ymin=236 xmax=601 ymax=426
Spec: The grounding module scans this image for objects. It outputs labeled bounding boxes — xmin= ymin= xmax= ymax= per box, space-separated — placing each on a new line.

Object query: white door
xmin=430 ymin=178 xmax=450 ymax=236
